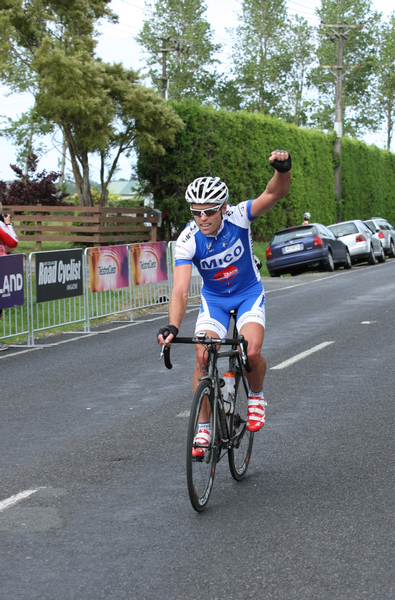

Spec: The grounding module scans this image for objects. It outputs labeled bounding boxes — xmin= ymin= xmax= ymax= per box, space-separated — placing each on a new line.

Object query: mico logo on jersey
xmin=200 ymin=239 xmax=244 ymax=270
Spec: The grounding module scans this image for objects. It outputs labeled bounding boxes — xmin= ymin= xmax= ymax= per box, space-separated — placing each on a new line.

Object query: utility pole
xmin=159 ymin=37 xmax=192 ymax=100
xmin=160 ymin=37 xmax=171 ymax=99
xmin=319 ymin=22 xmax=362 ymax=221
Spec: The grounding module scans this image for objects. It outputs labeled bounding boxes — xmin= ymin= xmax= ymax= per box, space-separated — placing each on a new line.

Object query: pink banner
xmin=89 ymin=245 xmax=129 ymax=293
xmin=130 ymin=242 xmax=167 ymax=285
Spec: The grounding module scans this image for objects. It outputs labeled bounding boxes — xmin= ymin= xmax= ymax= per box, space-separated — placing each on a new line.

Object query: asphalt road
xmin=1 ymin=260 xmax=395 ymax=599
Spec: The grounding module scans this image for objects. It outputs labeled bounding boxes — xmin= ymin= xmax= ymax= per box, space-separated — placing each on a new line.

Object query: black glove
xmin=271 ymin=150 xmax=292 ymax=173
xmin=157 ymin=325 xmax=179 ymax=340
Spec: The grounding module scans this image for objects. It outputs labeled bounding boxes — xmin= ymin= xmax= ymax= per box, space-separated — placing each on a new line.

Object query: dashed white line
xmin=270 ymin=341 xmax=335 ymax=370
xmin=0 ymin=489 xmax=38 ymax=513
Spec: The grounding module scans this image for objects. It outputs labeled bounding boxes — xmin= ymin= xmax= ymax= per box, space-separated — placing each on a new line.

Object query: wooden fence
xmin=3 ymin=205 xmax=160 ymax=248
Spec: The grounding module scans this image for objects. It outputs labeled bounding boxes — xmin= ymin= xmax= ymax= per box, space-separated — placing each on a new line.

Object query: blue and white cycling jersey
xmin=174 ymin=200 xmax=262 ymax=296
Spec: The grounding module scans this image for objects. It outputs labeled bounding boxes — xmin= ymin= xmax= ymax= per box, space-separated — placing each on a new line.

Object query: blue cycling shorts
xmin=195 ymin=283 xmax=266 ymax=339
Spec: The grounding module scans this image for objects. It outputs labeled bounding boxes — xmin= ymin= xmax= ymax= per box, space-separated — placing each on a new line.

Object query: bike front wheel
xmin=228 ymin=371 xmax=254 ymax=481
xmin=186 ymin=380 xmax=217 ymax=512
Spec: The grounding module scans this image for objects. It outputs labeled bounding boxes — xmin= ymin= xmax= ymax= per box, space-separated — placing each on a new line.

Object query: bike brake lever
xmin=159 ymin=345 xmax=164 ymax=360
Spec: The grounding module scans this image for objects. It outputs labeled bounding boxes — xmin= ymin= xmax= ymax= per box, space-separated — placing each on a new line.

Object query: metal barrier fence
xmin=84 ymin=246 xmax=133 ymax=333
xmin=28 ymin=249 xmax=87 ymax=345
xmin=0 ymin=254 xmax=30 ymax=345
xmin=167 ymin=241 xmax=202 ymax=299
xmin=0 ymin=242 xmax=202 ymax=345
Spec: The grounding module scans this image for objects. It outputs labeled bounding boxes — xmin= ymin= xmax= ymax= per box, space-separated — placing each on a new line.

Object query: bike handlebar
xmin=161 ymin=335 xmax=252 ymax=372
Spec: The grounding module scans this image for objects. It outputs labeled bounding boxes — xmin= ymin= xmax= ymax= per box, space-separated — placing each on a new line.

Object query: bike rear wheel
xmin=228 ymin=371 xmax=254 ymax=481
xmin=186 ymin=380 xmax=217 ymax=512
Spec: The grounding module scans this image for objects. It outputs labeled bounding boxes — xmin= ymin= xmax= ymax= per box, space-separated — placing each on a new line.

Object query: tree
xmin=0 ymin=154 xmax=70 ymax=206
xmin=311 ymin=0 xmax=382 ymax=136
xmin=376 ymin=13 xmax=395 ymax=150
xmin=136 ymin=0 xmax=221 ymax=102
xmin=228 ymin=0 xmax=292 ymax=114
xmin=281 ymin=15 xmax=317 ymax=126
xmin=0 ymin=0 xmax=184 ymax=207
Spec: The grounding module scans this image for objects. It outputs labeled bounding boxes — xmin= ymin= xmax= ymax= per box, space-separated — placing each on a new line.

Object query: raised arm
xmin=250 ymin=150 xmax=291 ymax=218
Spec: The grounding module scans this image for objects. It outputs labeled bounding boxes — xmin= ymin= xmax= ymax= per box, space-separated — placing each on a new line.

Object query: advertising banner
xmin=131 ymin=242 xmax=167 ymax=285
xmin=0 ymin=254 xmax=24 ymax=309
xmin=89 ymin=245 xmax=129 ymax=293
xmin=36 ymin=249 xmax=84 ymax=303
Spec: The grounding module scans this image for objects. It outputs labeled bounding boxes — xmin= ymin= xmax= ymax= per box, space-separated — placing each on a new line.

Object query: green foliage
xmin=376 ymin=12 xmax=395 ymax=150
xmin=136 ymin=0 xmax=221 ymax=102
xmin=312 ymin=0 xmax=382 ymax=136
xmin=341 ymin=139 xmax=395 ymax=222
xmin=137 ymin=101 xmax=336 ymax=240
xmin=137 ymin=101 xmax=395 ymax=240
xmin=0 ymin=0 xmax=184 ymax=208
xmin=229 ymin=0 xmax=291 ymax=114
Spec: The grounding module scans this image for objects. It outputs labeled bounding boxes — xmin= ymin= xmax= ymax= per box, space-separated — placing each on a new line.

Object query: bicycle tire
xmin=186 ymin=380 xmax=217 ymax=512
xmin=228 ymin=371 xmax=254 ymax=481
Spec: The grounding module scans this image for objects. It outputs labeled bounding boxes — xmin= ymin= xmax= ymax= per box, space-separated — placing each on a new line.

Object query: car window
xmin=272 ymin=226 xmax=316 ymax=244
xmin=380 ymin=224 xmax=389 ymax=230
xmin=328 ymin=223 xmax=358 ymax=237
xmin=321 ymin=225 xmax=336 ymax=239
xmin=364 ymin=220 xmax=376 ymax=233
xmin=361 ymin=223 xmax=372 ymax=235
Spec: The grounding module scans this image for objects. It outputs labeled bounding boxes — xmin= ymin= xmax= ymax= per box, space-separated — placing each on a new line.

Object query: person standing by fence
xmin=0 ymin=208 xmax=19 ymax=351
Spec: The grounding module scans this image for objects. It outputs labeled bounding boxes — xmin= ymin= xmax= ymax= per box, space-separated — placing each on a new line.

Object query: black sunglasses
xmin=190 ymin=204 xmax=222 ymax=218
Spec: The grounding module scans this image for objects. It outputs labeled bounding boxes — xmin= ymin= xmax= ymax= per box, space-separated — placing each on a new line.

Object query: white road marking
xmin=270 ymin=341 xmax=335 ymax=370
xmin=265 ymin=272 xmax=343 ymax=294
xmin=176 ymin=411 xmax=190 ymax=418
xmin=0 ymin=489 xmax=38 ymax=513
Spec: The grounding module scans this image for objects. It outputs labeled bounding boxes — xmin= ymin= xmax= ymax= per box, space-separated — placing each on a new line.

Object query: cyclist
xmin=302 ymin=212 xmax=311 ymax=225
xmin=158 ymin=150 xmax=291 ymax=456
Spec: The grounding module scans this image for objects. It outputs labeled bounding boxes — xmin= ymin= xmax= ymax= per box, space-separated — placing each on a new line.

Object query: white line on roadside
xmin=265 ymin=272 xmax=342 ymax=294
xmin=0 ymin=489 xmax=38 ymax=513
xmin=0 ymin=307 xmax=202 ymax=359
xmin=270 ymin=341 xmax=335 ymax=370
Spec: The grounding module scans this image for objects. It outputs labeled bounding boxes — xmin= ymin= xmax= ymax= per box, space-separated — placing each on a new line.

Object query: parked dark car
xmin=266 ymin=223 xmax=352 ymax=277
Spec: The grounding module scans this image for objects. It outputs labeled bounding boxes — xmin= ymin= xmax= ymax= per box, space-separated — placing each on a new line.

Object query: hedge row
xmin=137 ymin=101 xmax=395 ymax=241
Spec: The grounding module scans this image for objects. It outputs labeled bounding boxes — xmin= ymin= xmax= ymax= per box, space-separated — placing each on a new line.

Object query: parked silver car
xmin=363 ymin=217 xmax=395 ymax=258
xmin=327 ymin=219 xmax=385 ymax=265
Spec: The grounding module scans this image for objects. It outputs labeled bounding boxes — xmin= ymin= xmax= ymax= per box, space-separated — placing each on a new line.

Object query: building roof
xmin=108 ymin=180 xmax=139 ymax=196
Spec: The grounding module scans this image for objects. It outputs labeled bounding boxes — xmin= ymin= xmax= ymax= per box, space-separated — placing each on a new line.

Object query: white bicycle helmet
xmin=185 ymin=177 xmax=229 ymax=205
xmin=303 ymin=212 xmax=311 ymax=220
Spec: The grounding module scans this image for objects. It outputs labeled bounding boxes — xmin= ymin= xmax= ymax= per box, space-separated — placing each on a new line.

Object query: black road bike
xmin=162 ymin=310 xmax=254 ymax=512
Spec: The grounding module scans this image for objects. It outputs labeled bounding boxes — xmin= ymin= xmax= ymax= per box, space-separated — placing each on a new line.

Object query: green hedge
xmin=137 ymin=100 xmax=395 ymax=240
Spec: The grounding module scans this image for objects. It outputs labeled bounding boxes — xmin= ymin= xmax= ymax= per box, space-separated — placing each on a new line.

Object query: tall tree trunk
xmin=63 ymin=125 xmax=93 ymax=207
xmin=58 ymin=136 xmax=67 ymax=188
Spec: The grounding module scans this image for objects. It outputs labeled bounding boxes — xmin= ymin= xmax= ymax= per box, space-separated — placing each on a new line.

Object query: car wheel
xmin=389 ymin=240 xmax=395 ymax=258
xmin=367 ymin=245 xmax=376 ymax=265
xmin=343 ymin=250 xmax=352 ymax=269
xmin=325 ymin=251 xmax=335 ymax=272
xmin=377 ymin=245 xmax=386 ymax=263
xmin=269 ymin=270 xmax=280 ymax=277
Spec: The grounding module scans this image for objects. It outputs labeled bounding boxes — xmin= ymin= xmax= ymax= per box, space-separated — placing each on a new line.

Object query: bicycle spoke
xmin=186 ymin=381 xmax=217 ymax=512
xmin=228 ymin=371 xmax=254 ymax=481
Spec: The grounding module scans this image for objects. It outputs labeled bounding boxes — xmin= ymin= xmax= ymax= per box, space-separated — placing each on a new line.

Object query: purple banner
xmin=0 ymin=254 xmax=24 ymax=309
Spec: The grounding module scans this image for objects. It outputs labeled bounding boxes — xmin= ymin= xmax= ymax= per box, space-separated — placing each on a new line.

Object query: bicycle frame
xmin=162 ymin=311 xmax=251 ymax=454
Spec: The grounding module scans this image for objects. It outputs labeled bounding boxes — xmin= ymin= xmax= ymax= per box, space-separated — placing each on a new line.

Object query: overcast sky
xmin=0 ymin=0 xmax=393 ymax=182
